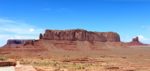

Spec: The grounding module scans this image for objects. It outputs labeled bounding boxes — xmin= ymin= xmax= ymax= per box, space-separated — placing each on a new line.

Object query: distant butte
xmin=127 ymin=37 xmax=147 ymax=46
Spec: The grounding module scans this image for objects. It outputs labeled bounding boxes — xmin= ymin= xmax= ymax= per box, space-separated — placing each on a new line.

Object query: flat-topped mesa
xmin=41 ymin=29 xmax=120 ymax=42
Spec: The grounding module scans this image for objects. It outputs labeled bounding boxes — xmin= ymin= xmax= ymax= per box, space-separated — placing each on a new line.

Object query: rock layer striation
xmin=41 ymin=29 xmax=120 ymax=42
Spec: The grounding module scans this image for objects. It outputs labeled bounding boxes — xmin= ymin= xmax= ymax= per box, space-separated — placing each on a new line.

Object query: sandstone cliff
xmin=41 ymin=29 xmax=120 ymax=42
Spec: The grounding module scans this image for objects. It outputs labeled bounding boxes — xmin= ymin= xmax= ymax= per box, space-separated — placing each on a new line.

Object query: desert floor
xmin=0 ymin=46 xmax=150 ymax=71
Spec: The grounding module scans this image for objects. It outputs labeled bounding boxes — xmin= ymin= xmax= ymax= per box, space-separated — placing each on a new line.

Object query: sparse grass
xmin=1 ymin=46 xmax=150 ymax=71
xmin=20 ymin=58 xmax=58 ymax=67
xmin=125 ymin=70 xmax=135 ymax=71
xmin=106 ymin=66 xmax=120 ymax=69
xmin=75 ymin=64 xmax=85 ymax=70
xmin=0 ymin=56 xmax=8 ymax=61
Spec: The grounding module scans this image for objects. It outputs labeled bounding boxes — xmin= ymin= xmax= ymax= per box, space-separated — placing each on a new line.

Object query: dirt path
xmin=0 ymin=66 xmax=15 ymax=71
xmin=15 ymin=65 xmax=37 ymax=71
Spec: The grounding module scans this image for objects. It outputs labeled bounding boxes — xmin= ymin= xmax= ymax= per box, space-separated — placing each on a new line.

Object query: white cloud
xmin=0 ymin=18 xmax=44 ymax=46
xmin=29 ymin=28 xmax=35 ymax=32
xmin=0 ymin=18 xmax=43 ymax=34
xmin=134 ymin=35 xmax=150 ymax=44
xmin=138 ymin=35 xmax=145 ymax=40
xmin=137 ymin=35 xmax=149 ymax=41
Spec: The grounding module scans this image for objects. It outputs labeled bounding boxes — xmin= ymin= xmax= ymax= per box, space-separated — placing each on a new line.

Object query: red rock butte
xmin=41 ymin=29 xmax=120 ymax=42
xmin=2 ymin=29 xmax=124 ymax=49
xmin=127 ymin=37 xmax=146 ymax=46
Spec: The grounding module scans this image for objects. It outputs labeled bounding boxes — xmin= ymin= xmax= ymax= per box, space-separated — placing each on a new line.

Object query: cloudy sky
xmin=0 ymin=0 xmax=150 ymax=46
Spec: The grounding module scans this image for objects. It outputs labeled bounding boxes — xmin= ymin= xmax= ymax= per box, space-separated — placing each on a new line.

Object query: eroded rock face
xmin=3 ymin=39 xmax=37 ymax=48
xmin=132 ymin=37 xmax=139 ymax=42
xmin=6 ymin=39 xmax=35 ymax=45
xmin=128 ymin=37 xmax=144 ymax=46
xmin=41 ymin=29 xmax=120 ymax=42
xmin=0 ymin=62 xmax=16 ymax=66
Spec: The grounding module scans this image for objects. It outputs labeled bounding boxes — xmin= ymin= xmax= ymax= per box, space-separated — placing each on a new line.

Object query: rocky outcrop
xmin=128 ymin=37 xmax=145 ymax=46
xmin=6 ymin=39 xmax=35 ymax=45
xmin=41 ymin=29 xmax=120 ymax=42
xmin=0 ymin=62 xmax=16 ymax=66
xmin=2 ymin=39 xmax=39 ymax=48
xmin=132 ymin=37 xmax=140 ymax=43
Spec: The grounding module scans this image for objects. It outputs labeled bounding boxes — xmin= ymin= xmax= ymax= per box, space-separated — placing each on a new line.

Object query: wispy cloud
xmin=0 ymin=18 xmax=43 ymax=34
xmin=0 ymin=18 xmax=44 ymax=46
xmin=134 ymin=35 xmax=150 ymax=44
xmin=124 ymin=34 xmax=150 ymax=44
xmin=137 ymin=35 xmax=149 ymax=41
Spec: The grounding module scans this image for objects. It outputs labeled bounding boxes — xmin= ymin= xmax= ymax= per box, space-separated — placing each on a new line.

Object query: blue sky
xmin=0 ymin=0 xmax=150 ymax=46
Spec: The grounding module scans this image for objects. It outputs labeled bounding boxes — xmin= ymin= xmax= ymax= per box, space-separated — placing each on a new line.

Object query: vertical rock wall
xmin=41 ymin=29 xmax=120 ymax=42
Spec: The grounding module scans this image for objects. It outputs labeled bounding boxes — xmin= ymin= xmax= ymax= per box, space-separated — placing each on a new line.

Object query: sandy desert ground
xmin=0 ymin=46 xmax=150 ymax=71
